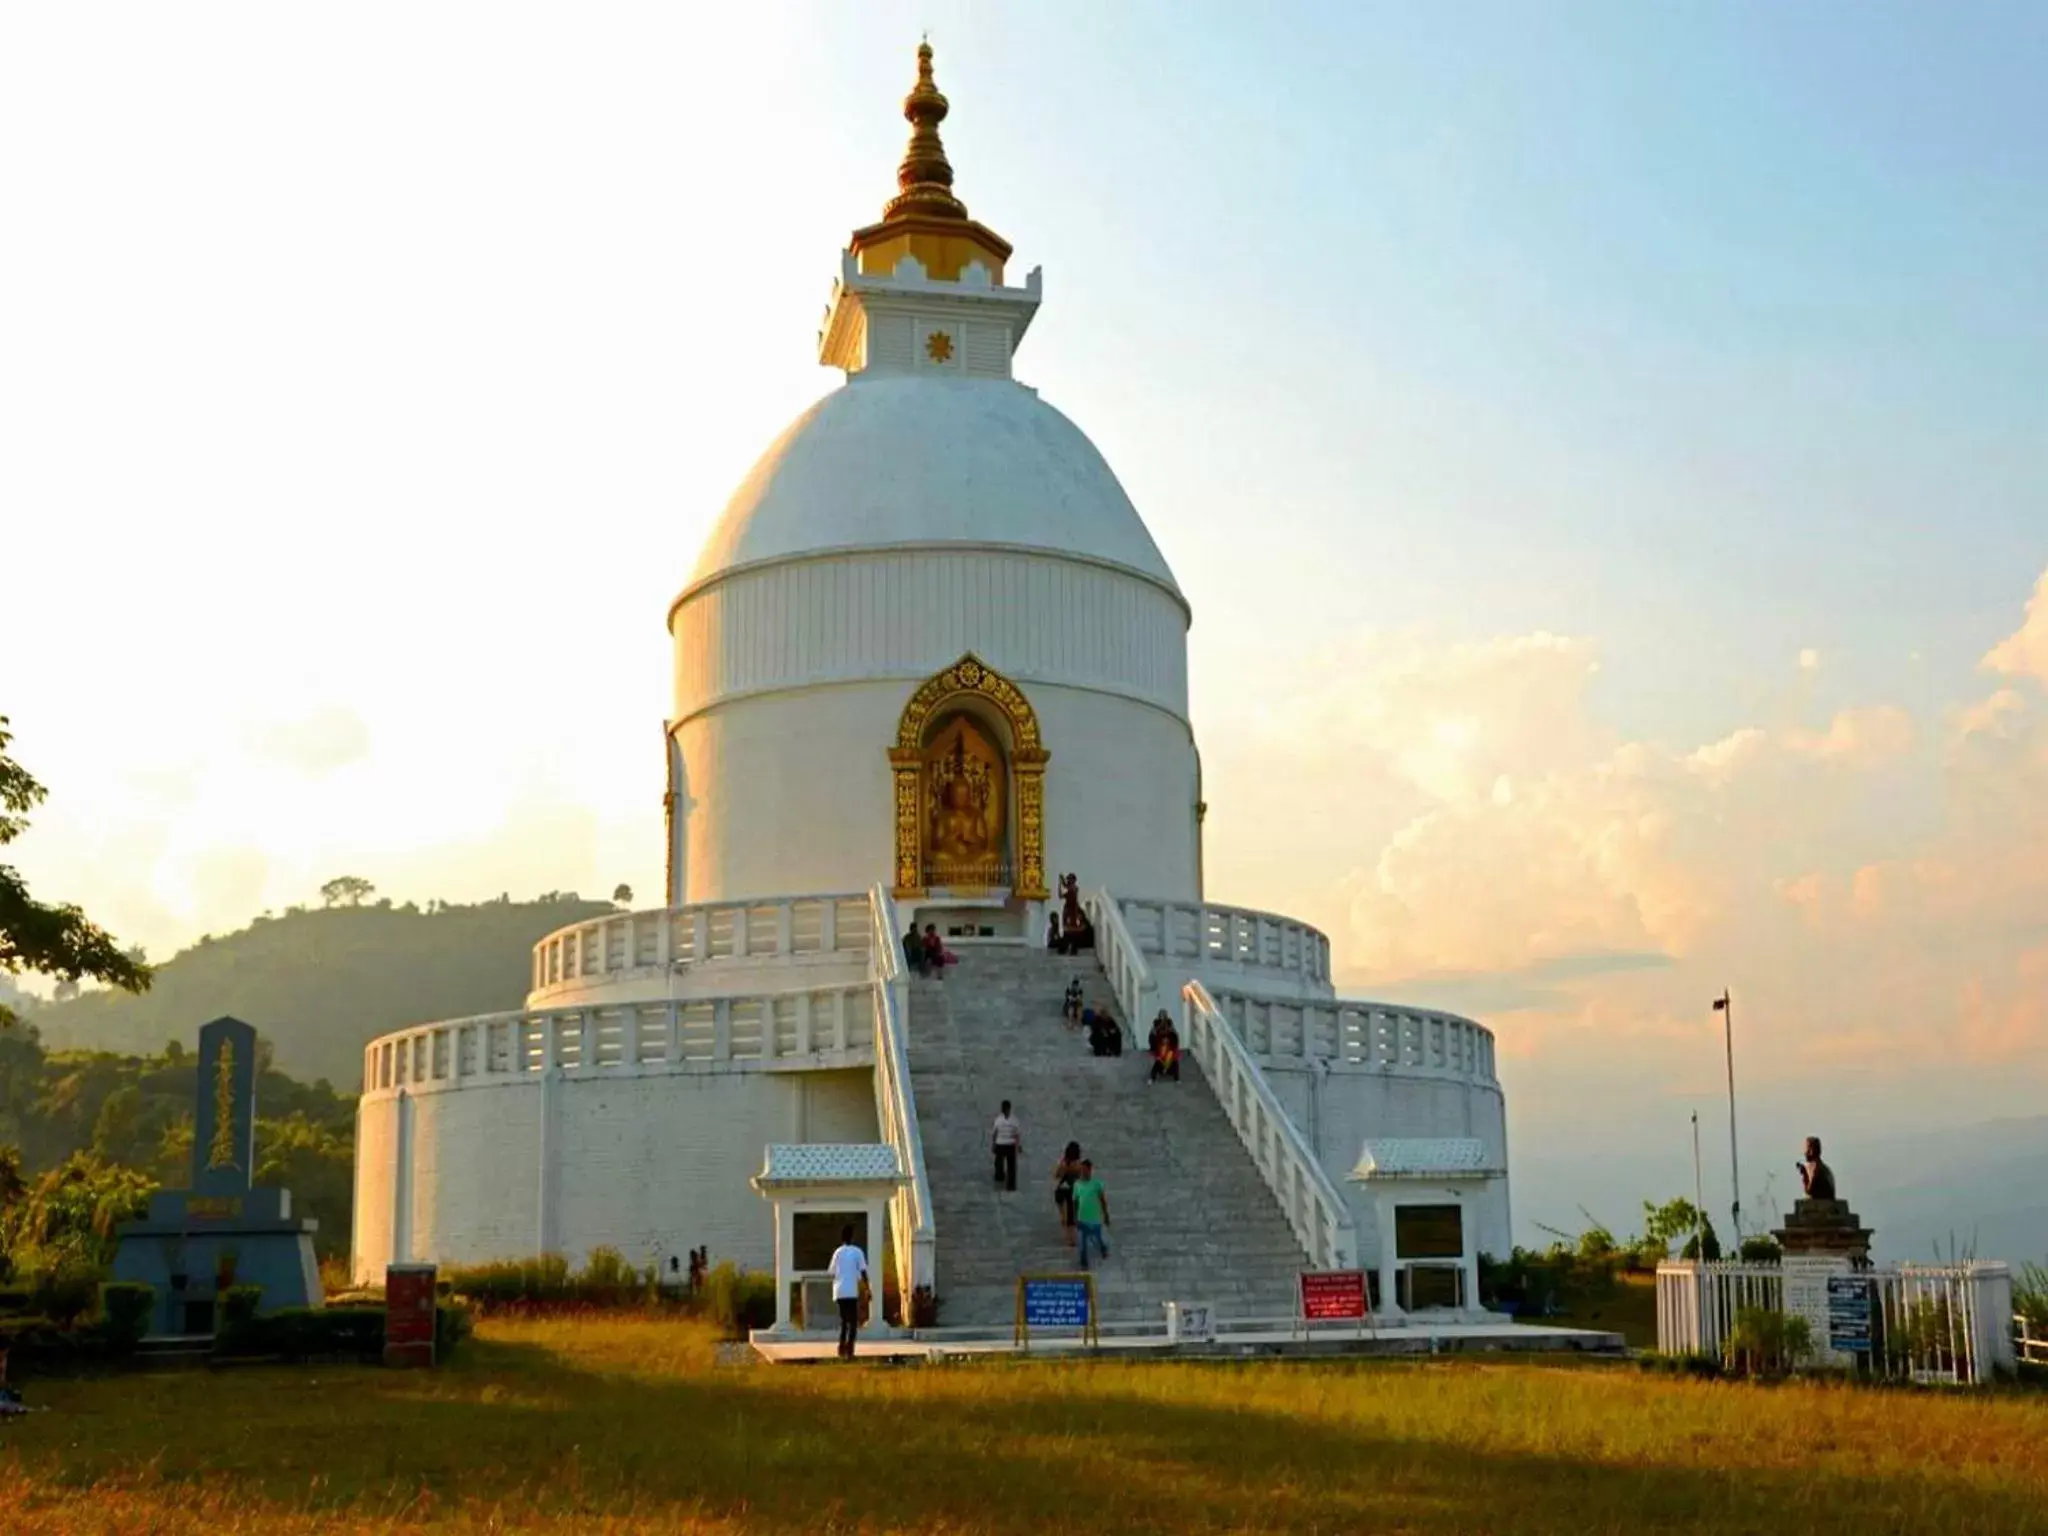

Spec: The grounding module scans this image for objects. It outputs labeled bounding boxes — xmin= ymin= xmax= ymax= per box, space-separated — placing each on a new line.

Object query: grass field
xmin=5 ymin=1315 xmax=2048 ymax=1534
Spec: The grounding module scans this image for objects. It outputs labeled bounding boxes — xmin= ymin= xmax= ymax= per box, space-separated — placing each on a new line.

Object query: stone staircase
xmin=905 ymin=946 xmax=1308 ymax=1327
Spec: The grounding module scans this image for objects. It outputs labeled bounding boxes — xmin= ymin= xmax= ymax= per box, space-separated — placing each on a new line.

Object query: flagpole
xmin=1691 ymin=1111 xmax=1705 ymax=1260
xmin=1714 ymin=991 xmax=1740 ymax=1246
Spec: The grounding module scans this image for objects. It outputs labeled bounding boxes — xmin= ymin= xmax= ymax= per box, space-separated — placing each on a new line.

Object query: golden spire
xmin=883 ymin=41 xmax=968 ymax=222
xmin=847 ymin=40 xmax=1013 ymax=282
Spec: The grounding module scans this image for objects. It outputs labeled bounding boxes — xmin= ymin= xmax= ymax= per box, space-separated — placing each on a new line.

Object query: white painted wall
xmin=672 ymin=678 xmax=1198 ymax=905
xmin=351 ymin=1067 xmax=878 ymax=1284
xmin=672 ymin=546 xmax=1189 ymax=725
xmin=1263 ymin=1065 xmax=1512 ymax=1271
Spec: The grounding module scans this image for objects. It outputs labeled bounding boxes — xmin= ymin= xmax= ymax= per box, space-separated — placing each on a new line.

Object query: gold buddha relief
xmin=890 ymin=653 xmax=1048 ymax=900
xmin=923 ymin=712 xmax=1006 ymax=886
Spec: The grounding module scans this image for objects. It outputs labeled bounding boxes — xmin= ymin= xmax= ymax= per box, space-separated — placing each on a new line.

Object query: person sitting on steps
xmin=1149 ymin=1021 xmax=1181 ymax=1083
xmin=921 ymin=923 xmax=956 ymax=977
xmin=1087 ymin=1006 xmax=1122 ymax=1058
xmin=903 ymin=923 xmax=927 ymax=977
xmin=1063 ymin=977 xmax=1084 ymax=1025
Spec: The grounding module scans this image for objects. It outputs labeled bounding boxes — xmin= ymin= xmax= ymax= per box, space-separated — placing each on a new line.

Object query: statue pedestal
xmin=1775 ymin=1198 xmax=1873 ymax=1262
xmin=1774 ymin=1199 xmax=1875 ymax=1372
xmin=1780 ymin=1253 xmax=1855 ymax=1370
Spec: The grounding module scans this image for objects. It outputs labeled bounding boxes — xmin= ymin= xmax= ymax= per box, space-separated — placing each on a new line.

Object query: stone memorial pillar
xmin=112 ymin=1017 xmax=324 ymax=1336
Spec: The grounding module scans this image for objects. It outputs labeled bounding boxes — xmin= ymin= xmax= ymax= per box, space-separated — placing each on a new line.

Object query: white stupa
xmin=354 ymin=46 xmax=1509 ymax=1327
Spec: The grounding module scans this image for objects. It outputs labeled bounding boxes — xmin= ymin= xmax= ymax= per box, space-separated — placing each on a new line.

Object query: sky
xmin=3 ymin=4 xmax=2045 ymax=1247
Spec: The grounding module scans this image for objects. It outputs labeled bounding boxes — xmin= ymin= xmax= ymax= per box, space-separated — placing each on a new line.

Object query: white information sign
xmin=1166 ymin=1301 xmax=1214 ymax=1343
xmin=1780 ymin=1255 xmax=1853 ymax=1369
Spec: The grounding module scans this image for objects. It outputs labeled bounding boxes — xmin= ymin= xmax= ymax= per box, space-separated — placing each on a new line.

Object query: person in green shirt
xmin=1071 ymin=1159 xmax=1111 ymax=1269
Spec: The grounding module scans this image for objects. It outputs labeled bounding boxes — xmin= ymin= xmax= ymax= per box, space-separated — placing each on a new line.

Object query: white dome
xmin=684 ymin=375 xmax=1181 ymax=599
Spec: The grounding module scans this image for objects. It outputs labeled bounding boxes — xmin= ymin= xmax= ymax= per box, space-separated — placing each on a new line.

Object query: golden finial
xmin=883 ymin=40 xmax=968 ymax=222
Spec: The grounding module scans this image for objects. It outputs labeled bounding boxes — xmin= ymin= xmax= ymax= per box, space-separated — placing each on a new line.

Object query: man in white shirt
xmin=991 ymin=1100 xmax=1022 ymax=1192
xmin=828 ymin=1225 xmax=868 ymax=1359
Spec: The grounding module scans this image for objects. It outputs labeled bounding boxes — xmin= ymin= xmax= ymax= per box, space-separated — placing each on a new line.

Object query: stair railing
xmin=1182 ymin=978 xmax=1361 ymax=1272
xmin=1083 ymin=887 xmax=1160 ymax=1027
xmin=867 ymin=884 xmax=935 ymax=1299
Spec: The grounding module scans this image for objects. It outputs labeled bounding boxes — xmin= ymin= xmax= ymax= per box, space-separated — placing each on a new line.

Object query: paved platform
xmin=750 ymin=1319 xmax=1625 ymax=1364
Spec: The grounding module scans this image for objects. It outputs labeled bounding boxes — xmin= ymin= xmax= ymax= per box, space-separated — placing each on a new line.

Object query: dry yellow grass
xmin=4 ymin=1314 xmax=2047 ymax=1533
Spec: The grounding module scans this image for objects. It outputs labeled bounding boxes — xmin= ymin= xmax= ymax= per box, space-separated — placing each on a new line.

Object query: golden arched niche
xmin=889 ymin=654 xmax=1049 ymax=899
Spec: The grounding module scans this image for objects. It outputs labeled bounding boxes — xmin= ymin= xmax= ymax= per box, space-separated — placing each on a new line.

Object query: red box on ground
xmin=385 ymin=1263 xmax=438 ymax=1367
xmin=1299 ymin=1268 xmax=1369 ymax=1322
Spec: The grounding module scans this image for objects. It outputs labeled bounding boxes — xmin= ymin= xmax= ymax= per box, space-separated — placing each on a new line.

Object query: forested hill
xmin=28 ymin=894 xmax=613 ymax=1090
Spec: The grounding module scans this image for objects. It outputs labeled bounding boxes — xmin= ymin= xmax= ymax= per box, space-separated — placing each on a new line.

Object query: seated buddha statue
xmin=930 ymin=775 xmax=991 ymax=869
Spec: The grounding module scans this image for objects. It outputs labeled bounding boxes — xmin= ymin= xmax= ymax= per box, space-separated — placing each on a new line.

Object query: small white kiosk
xmin=750 ymin=1144 xmax=905 ymax=1337
xmin=1349 ymin=1137 xmax=1504 ymax=1320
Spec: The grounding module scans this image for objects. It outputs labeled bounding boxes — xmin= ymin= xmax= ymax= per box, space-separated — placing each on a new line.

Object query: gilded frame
xmin=890 ymin=653 xmax=1049 ymax=900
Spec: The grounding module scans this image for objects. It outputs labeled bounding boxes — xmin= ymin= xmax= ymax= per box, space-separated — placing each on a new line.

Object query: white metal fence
xmin=2020 ymin=1316 xmax=2048 ymax=1368
xmin=1657 ymin=1260 xmax=2020 ymax=1385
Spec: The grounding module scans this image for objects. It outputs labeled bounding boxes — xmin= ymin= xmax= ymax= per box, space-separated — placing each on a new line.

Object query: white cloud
xmin=1983 ymin=568 xmax=2048 ymax=682
xmin=1209 ymin=566 xmax=2048 ymax=1121
xmin=247 ymin=706 xmax=372 ymax=778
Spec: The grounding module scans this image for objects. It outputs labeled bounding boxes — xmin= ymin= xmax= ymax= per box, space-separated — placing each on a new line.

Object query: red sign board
xmin=1299 ymin=1269 xmax=1369 ymax=1322
xmin=385 ymin=1263 xmax=438 ymax=1368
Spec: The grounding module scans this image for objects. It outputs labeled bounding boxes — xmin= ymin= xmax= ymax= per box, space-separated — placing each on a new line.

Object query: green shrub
xmin=442 ymin=1253 xmax=575 ymax=1310
xmin=442 ymin=1251 xmax=673 ymax=1314
xmin=212 ymin=1300 xmax=472 ymax=1363
xmin=702 ymin=1261 xmax=776 ymax=1339
xmin=1738 ymin=1236 xmax=1784 ymax=1263
xmin=97 ymin=1282 xmax=155 ymax=1351
xmin=220 ymin=1284 xmax=264 ymax=1328
xmin=579 ymin=1246 xmax=639 ymax=1291
xmin=435 ymin=1300 xmax=474 ymax=1357
xmin=218 ymin=1303 xmax=383 ymax=1361
xmin=1723 ymin=1306 xmax=1812 ymax=1377
xmin=0 ymin=1314 xmax=115 ymax=1376
xmin=29 ymin=1264 xmax=102 ymax=1328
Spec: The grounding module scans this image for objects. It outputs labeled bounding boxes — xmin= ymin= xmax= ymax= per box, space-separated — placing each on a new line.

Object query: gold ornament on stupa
xmin=849 ymin=42 xmax=1014 ymax=283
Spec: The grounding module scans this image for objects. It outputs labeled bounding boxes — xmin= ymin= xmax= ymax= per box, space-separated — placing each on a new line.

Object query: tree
xmin=612 ymin=883 xmax=633 ymax=906
xmin=319 ymin=876 xmax=375 ymax=908
xmin=0 ymin=716 xmax=152 ymax=1028
xmin=1 ymin=1151 xmax=156 ymax=1271
xmin=1642 ymin=1197 xmax=1721 ymax=1261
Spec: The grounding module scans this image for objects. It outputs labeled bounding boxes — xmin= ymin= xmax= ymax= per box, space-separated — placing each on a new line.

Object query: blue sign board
xmin=1022 ymin=1277 xmax=1092 ymax=1329
xmin=1827 ymin=1276 xmax=1873 ymax=1354
xmin=1014 ymin=1273 xmax=1098 ymax=1348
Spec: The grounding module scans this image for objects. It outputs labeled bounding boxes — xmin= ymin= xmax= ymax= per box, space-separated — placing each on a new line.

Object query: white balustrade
xmin=1181 ymin=979 xmax=1360 ymax=1272
xmin=1206 ymin=990 xmax=1498 ymax=1086
xmin=361 ymin=986 xmax=876 ymax=1098
xmin=1084 ymin=888 xmax=1160 ymax=1027
xmin=867 ymin=885 xmax=935 ymax=1297
xmin=529 ymin=895 xmax=872 ymax=998
xmin=1117 ymin=896 xmax=1332 ymax=991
